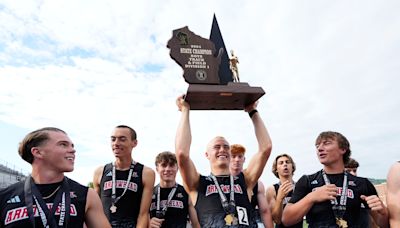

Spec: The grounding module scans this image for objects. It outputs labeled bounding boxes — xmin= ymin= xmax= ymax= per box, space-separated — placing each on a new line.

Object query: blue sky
xmin=1 ymin=0 xmax=399 ymax=187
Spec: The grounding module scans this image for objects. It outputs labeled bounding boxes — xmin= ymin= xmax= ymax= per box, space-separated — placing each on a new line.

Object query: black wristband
xmin=249 ymin=109 xmax=258 ymax=118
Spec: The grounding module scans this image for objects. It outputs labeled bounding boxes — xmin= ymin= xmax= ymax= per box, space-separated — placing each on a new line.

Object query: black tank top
xmin=195 ymin=172 xmax=256 ymax=228
xmin=149 ymin=184 xmax=189 ymax=228
xmin=99 ymin=162 xmax=144 ymax=224
xmin=273 ymin=183 xmax=302 ymax=228
xmin=0 ymin=178 xmax=87 ymax=227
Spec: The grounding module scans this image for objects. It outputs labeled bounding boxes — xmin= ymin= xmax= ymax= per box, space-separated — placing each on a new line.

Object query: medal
xmin=336 ymin=218 xmax=348 ymax=228
xmin=110 ymin=205 xmax=117 ymax=213
xmin=224 ymin=214 xmax=238 ymax=226
xmin=225 ymin=214 xmax=233 ymax=225
xmin=110 ymin=161 xmax=135 ymax=215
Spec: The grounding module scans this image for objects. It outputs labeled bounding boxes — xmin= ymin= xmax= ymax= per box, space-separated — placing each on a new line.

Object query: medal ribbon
xmin=209 ymin=174 xmax=235 ymax=214
xmin=24 ymin=176 xmax=71 ymax=228
xmin=321 ymin=170 xmax=348 ymax=219
xmin=156 ymin=184 xmax=177 ymax=214
xmin=111 ymin=161 xmax=136 ymax=207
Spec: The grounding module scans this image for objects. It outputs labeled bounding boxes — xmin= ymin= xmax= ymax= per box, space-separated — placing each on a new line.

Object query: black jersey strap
xmin=24 ymin=176 xmax=36 ymax=228
xmin=24 ymin=176 xmax=71 ymax=228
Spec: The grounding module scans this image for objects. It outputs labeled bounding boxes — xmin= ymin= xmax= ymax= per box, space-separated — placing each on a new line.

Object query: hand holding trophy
xmin=167 ymin=14 xmax=265 ymax=110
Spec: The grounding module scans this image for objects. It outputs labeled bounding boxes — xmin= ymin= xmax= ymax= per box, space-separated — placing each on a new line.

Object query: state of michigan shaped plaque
xmin=167 ymin=14 xmax=265 ymax=110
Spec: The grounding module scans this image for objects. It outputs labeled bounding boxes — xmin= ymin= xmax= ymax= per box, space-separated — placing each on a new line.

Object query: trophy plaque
xmin=167 ymin=15 xmax=265 ymax=110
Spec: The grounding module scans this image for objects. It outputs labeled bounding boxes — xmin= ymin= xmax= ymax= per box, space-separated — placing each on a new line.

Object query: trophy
xmin=167 ymin=14 xmax=265 ymax=110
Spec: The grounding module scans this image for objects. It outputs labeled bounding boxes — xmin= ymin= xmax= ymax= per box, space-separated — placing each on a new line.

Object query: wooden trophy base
xmin=184 ymin=82 xmax=265 ymax=110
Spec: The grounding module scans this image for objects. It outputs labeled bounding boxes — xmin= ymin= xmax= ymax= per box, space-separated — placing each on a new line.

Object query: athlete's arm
xmin=175 ymin=95 xmax=200 ymax=202
xmin=137 ymin=166 xmax=155 ymax=228
xmin=282 ymin=183 xmax=337 ymax=226
xmin=387 ymin=162 xmax=400 ymax=227
xmin=268 ymin=180 xmax=293 ymax=224
xmin=361 ymin=194 xmax=389 ymax=228
xmin=85 ymin=188 xmax=111 ymax=228
xmin=188 ymin=195 xmax=200 ymax=228
xmin=243 ymin=102 xmax=272 ymax=191
xmin=92 ymin=166 xmax=104 ymax=195
xmin=256 ymin=181 xmax=273 ymax=227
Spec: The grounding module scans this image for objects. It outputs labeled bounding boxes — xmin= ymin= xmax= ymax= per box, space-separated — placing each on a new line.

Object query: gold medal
xmin=225 ymin=214 xmax=238 ymax=226
xmin=110 ymin=205 xmax=117 ymax=213
xmin=225 ymin=214 xmax=233 ymax=226
xmin=336 ymin=218 xmax=348 ymax=228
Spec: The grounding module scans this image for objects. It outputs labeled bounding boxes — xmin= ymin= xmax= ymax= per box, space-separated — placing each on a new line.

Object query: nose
xmin=316 ymin=143 xmax=323 ymax=151
xmin=112 ymin=139 xmax=120 ymax=146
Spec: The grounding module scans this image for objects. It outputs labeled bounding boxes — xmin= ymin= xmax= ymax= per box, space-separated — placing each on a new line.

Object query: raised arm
xmin=387 ymin=162 xmax=400 ymax=227
xmin=243 ymin=102 xmax=272 ymax=190
xmin=137 ymin=166 xmax=155 ymax=228
xmin=85 ymin=188 xmax=111 ymax=228
xmin=175 ymin=95 xmax=200 ymax=198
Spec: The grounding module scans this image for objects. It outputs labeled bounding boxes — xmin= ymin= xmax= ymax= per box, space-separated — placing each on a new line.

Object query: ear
xmin=132 ymin=139 xmax=138 ymax=148
xmin=31 ymin=147 xmax=43 ymax=159
xmin=205 ymin=151 xmax=209 ymax=159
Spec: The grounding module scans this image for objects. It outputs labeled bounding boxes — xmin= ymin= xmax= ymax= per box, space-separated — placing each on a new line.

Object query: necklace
xmin=42 ymin=185 xmax=61 ymax=200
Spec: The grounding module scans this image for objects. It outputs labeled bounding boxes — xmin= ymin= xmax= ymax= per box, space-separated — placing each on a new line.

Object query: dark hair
xmin=115 ymin=125 xmax=137 ymax=140
xmin=345 ymin=157 xmax=359 ymax=168
xmin=272 ymin=154 xmax=296 ymax=178
xmin=18 ymin=127 xmax=66 ymax=164
xmin=155 ymin=151 xmax=177 ymax=166
xmin=315 ymin=131 xmax=351 ymax=164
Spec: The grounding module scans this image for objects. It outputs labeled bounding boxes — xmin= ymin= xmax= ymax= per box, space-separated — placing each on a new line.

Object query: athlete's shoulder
xmin=0 ymin=180 xmax=24 ymax=197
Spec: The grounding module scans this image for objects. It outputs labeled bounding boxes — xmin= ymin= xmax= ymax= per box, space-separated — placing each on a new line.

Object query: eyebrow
xmin=111 ymin=136 xmax=128 ymax=139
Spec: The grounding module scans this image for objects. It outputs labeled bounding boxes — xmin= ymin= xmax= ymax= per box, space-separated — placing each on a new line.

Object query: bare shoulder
xmin=266 ymin=185 xmax=276 ymax=197
xmin=257 ymin=180 xmax=265 ymax=190
xmin=94 ymin=165 xmax=105 ymax=176
xmin=142 ymin=165 xmax=155 ymax=185
xmin=142 ymin=165 xmax=155 ymax=175
xmin=387 ymin=162 xmax=400 ymax=187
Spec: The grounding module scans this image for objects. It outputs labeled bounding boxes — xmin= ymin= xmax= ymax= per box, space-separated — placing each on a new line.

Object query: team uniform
xmin=0 ymin=178 xmax=87 ymax=228
xmin=273 ymin=183 xmax=302 ymax=228
xmin=149 ymin=184 xmax=189 ymax=228
xmin=195 ymin=172 xmax=256 ymax=228
xmin=250 ymin=183 xmax=262 ymax=226
xmin=289 ymin=170 xmax=377 ymax=228
xmin=99 ymin=162 xmax=144 ymax=227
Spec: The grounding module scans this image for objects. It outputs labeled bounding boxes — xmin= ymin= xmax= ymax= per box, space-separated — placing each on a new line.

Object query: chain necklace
xmin=42 ymin=185 xmax=61 ymax=200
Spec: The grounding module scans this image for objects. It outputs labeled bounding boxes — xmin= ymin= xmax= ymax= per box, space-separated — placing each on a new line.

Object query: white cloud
xmin=1 ymin=0 xmax=400 ymax=187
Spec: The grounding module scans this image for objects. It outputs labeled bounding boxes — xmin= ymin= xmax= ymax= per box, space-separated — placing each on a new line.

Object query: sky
xmin=1 ymin=0 xmax=399 ymax=188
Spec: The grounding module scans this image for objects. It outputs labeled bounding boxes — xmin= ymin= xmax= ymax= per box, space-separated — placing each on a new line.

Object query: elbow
xmin=281 ymin=208 xmax=294 ymax=226
xmin=176 ymin=149 xmax=189 ymax=164
xmin=261 ymin=143 xmax=272 ymax=157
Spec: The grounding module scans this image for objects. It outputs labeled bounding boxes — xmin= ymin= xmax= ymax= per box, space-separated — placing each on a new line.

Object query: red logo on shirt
xmin=5 ymin=204 xmax=77 ymax=225
xmin=205 ymin=184 xmax=243 ymax=196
